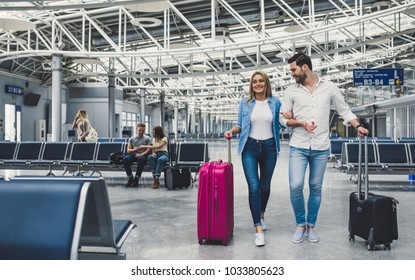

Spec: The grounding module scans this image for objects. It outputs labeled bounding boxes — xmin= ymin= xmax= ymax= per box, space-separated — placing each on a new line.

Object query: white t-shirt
xmin=249 ymin=99 xmax=273 ymax=140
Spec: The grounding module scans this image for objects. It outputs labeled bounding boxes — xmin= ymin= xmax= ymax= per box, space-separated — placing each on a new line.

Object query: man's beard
xmin=295 ymin=72 xmax=306 ymax=85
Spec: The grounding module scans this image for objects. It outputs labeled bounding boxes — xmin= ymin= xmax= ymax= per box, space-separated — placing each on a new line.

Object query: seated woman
xmin=138 ymin=126 xmax=169 ymax=189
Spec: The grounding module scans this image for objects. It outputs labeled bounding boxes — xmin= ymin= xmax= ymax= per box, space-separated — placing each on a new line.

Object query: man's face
xmin=289 ymin=62 xmax=306 ymax=85
xmin=137 ymin=126 xmax=145 ymax=137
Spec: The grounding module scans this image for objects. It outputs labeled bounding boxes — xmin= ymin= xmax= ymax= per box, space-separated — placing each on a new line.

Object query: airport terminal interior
xmin=1 ymin=0 xmax=415 ymax=260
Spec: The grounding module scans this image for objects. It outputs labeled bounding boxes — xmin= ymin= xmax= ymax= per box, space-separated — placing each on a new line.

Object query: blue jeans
xmin=147 ymin=151 xmax=169 ymax=177
xmin=123 ymin=153 xmax=148 ymax=178
xmin=241 ymin=137 xmax=277 ymax=228
xmin=288 ymin=146 xmax=330 ymax=227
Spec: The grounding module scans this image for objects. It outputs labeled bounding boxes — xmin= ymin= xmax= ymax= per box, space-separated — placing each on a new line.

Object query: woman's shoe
xmin=152 ymin=177 xmax=160 ymax=189
xmin=254 ymin=232 xmax=265 ymax=247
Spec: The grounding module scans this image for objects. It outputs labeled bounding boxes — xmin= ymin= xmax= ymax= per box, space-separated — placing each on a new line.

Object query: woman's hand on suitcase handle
xmin=224 ymin=131 xmax=232 ymax=140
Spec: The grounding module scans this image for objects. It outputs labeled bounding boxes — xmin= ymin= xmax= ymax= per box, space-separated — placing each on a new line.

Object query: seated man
xmin=123 ymin=123 xmax=151 ymax=188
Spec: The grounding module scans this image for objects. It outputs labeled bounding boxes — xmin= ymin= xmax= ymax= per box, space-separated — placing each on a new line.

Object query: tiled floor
xmin=2 ymin=140 xmax=415 ymax=260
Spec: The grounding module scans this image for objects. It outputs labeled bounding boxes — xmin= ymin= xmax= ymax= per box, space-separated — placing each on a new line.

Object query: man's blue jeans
xmin=288 ymin=146 xmax=330 ymax=227
xmin=148 ymin=151 xmax=169 ymax=177
xmin=123 ymin=153 xmax=148 ymax=178
xmin=241 ymin=137 xmax=277 ymax=228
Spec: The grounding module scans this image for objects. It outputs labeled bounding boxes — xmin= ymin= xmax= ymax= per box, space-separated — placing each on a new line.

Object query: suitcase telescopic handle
xmin=226 ymin=136 xmax=232 ymax=164
xmin=357 ymin=136 xmax=369 ymax=200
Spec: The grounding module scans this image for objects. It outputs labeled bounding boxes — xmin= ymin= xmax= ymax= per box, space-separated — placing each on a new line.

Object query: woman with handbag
xmin=72 ymin=109 xmax=96 ymax=142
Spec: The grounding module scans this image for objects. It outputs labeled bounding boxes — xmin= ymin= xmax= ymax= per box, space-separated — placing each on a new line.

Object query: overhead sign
xmin=5 ymin=85 xmax=24 ymax=95
xmin=353 ymin=68 xmax=404 ymax=86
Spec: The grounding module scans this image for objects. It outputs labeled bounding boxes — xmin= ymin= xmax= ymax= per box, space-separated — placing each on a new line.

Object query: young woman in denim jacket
xmin=224 ymin=70 xmax=287 ymax=247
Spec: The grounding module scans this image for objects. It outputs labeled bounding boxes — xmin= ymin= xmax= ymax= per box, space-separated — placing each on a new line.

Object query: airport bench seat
xmin=0 ymin=142 xmax=19 ymax=165
xmin=0 ymin=141 xmax=209 ymax=181
xmin=0 ymin=180 xmax=89 ymax=260
xmin=339 ymin=142 xmax=415 ymax=179
xmin=10 ymin=176 xmax=136 ymax=260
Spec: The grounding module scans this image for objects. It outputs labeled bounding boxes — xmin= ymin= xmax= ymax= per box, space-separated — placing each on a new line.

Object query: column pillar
xmin=140 ymin=88 xmax=145 ymax=124
xmin=51 ymin=54 xmax=62 ymax=141
xmin=108 ymin=71 xmax=115 ymax=138
xmin=160 ymin=91 xmax=165 ymax=128
xmin=174 ymin=100 xmax=178 ymax=142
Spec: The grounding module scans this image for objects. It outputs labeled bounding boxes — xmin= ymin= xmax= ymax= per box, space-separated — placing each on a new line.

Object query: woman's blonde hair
xmin=247 ymin=70 xmax=272 ymax=102
xmin=78 ymin=109 xmax=89 ymax=121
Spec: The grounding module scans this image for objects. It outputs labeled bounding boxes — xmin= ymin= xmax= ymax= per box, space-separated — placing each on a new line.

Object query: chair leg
xmin=75 ymin=166 xmax=83 ymax=176
xmin=46 ymin=168 xmax=55 ymax=176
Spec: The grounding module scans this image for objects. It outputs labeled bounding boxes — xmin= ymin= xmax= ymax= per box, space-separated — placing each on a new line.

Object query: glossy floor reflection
xmin=2 ymin=140 xmax=415 ymax=260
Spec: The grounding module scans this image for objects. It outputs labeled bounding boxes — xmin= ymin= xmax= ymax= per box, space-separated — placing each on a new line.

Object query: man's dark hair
xmin=288 ymin=52 xmax=313 ymax=70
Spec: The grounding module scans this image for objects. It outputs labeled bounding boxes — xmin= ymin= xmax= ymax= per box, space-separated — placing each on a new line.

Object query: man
xmin=281 ymin=52 xmax=369 ymax=243
xmin=123 ymin=122 xmax=151 ymax=188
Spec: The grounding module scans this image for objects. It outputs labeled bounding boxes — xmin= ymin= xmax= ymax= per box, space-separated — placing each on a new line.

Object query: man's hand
xmin=357 ymin=126 xmax=369 ymax=137
xmin=303 ymin=121 xmax=317 ymax=133
xmin=280 ymin=111 xmax=293 ymax=119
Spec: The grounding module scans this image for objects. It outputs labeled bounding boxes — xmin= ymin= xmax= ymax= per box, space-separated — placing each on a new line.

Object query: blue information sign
xmin=353 ymin=68 xmax=404 ymax=86
xmin=5 ymin=85 xmax=24 ymax=95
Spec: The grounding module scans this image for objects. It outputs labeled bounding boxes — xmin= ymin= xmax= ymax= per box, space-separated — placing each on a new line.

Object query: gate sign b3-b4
xmin=353 ymin=68 xmax=404 ymax=86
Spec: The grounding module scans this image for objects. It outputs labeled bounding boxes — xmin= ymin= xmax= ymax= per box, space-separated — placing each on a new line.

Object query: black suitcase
xmin=348 ymin=137 xmax=398 ymax=250
xmin=164 ymin=166 xmax=192 ymax=190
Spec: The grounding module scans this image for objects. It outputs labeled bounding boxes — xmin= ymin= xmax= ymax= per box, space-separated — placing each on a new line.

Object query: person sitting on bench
xmin=123 ymin=123 xmax=151 ymax=188
xmin=138 ymin=126 xmax=169 ymax=189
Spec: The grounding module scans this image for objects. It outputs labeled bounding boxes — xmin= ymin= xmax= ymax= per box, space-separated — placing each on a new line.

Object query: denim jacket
xmin=236 ymin=96 xmax=283 ymax=156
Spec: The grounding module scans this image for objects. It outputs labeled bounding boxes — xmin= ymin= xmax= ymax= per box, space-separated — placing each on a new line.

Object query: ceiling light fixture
xmin=130 ymin=17 xmax=162 ymax=28
xmin=0 ymin=18 xmax=36 ymax=31
xmin=191 ymin=64 xmax=211 ymax=71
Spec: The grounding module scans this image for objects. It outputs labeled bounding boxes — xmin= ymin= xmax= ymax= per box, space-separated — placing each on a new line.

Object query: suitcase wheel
xmin=222 ymin=240 xmax=228 ymax=246
xmin=198 ymin=239 xmax=203 ymax=245
xmin=367 ymin=243 xmax=374 ymax=251
xmin=348 ymin=234 xmax=354 ymax=241
xmin=383 ymin=243 xmax=391 ymax=250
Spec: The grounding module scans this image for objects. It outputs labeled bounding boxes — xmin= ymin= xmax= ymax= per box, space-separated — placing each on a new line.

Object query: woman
xmin=72 ymin=109 xmax=91 ymax=142
xmin=138 ymin=126 xmax=169 ymax=189
xmin=224 ymin=70 xmax=286 ymax=247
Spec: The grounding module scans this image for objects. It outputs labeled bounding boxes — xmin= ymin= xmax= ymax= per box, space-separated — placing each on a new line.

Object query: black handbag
xmin=109 ymin=151 xmax=124 ymax=165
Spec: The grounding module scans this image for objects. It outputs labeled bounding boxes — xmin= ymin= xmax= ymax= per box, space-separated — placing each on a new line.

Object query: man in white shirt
xmin=281 ymin=52 xmax=369 ymax=244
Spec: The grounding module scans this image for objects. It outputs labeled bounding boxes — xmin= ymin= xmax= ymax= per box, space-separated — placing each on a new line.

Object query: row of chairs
xmin=0 ymin=141 xmax=209 ymax=177
xmin=179 ymin=132 xmax=236 ymax=141
xmin=96 ymin=137 xmax=128 ymax=143
xmin=329 ymin=137 xmax=397 ymax=164
xmin=0 ymin=141 xmax=124 ymax=176
xmin=0 ymin=177 xmax=136 ymax=260
xmin=338 ymin=142 xmax=415 ymax=176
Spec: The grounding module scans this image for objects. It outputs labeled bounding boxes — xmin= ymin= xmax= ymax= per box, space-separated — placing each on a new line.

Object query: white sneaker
xmin=255 ymin=232 xmax=265 ymax=247
xmin=261 ymin=219 xmax=267 ymax=231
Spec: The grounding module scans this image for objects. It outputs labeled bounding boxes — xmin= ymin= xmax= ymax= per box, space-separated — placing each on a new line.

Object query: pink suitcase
xmin=197 ymin=139 xmax=233 ymax=245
